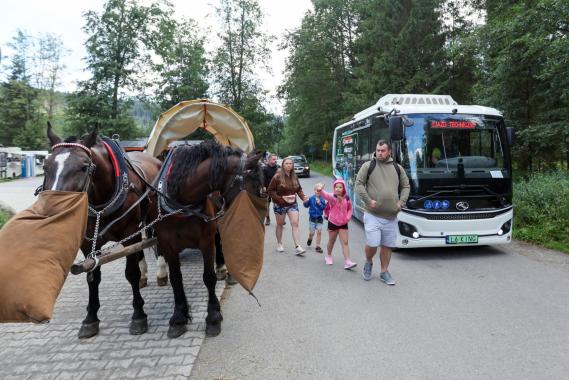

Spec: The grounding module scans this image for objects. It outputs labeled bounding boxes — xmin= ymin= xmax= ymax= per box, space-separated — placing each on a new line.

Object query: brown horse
xmin=44 ymin=123 xmax=162 ymax=338
xmin=155 ymin=141 xmax=264 ymax=338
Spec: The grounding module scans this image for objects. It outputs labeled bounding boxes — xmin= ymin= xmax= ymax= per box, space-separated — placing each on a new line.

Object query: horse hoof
xmin=157 ymin=276 xmax=168 ymax=287
xmin=205 ymin=322 xmax=221 ymax=337
xmin=78 ymin=321 xmax=100 ymax=339
xmin=225 ymin=274 xmax=238 ymax=286
xmin=167 ymin=324 xmax=187 ymax=338
xmin=139 ymin=278 xmax=148 ymax=289
xmin=129 ymin=318 xmax=148 ymax=335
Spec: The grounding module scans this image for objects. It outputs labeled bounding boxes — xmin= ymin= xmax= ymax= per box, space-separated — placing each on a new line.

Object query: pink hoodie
xmin=320 ymin=178 xmax=353 ymax=226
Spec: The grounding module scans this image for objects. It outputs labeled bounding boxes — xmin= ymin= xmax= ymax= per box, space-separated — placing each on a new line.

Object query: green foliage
xmin=0 ymin=30 xmax=43 ymax=147
xmin=153 ymin=18 xmax=209 ymax=110
xmin=310 ymin=160 xmax=333 ymax=177
xmin=514 ymin=171 xmax=569 ymax=253
xmin=280 ymin=0 xmax=358 ymax=155
xmin=474 ymin=0 xmax=569 ymax=171
xmin=66 ymin=0 xmax=173 ymax=139
xmin=211 ymin=0 xmax=275 ymax=149
xmin=0 ymin=207 xmax=12 ymax=229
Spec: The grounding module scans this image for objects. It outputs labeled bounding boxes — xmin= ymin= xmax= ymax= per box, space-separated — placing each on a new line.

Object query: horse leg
xmin=125 ymin=251 xmax=148 ymax=335
xmin=165 ymin=248 xmax=190 ymax=338
xmin=203 ymin=240 xmax=223 ymax=337
xmin=78 ymin=247 xmax=102 ymax=339
xmin=215 ymin=231 xmax=227 ymax=280
xmin=156 ymin=253 xmax=169 ymax=286
xmin=138 ymin=252 xmax=148 ymax=289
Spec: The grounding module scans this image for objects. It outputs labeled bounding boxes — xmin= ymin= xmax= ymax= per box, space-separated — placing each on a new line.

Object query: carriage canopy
xmin=145 ymin=99 xmax=255 ymax=157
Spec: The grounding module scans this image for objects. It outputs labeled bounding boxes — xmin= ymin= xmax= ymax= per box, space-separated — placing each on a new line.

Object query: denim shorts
xmin=273 ymin=202 xmax=299 ymax=215
xmin=309 ymin=222 xmax=323 ymax=232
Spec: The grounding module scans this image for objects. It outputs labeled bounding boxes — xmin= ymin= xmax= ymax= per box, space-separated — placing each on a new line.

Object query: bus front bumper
xmin=395 ymin=208 xmax=513 ymax=248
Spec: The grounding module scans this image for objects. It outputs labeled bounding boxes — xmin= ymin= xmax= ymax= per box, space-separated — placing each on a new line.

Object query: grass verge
xmin=513 ymin=170 xmax=569 ymax=254
xmin=310 ymin=160 xmax=333 ymax=177
xmin=0 ymin=207 xmax=13 ymax=228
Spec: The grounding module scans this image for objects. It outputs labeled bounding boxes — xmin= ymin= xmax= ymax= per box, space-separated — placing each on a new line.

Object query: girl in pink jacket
xmin=319 ymin=179 xmax=357 ymax=269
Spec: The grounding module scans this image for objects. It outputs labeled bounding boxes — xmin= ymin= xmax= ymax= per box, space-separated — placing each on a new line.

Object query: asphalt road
xmin=191 ymin=171 xmax=569 ymax=380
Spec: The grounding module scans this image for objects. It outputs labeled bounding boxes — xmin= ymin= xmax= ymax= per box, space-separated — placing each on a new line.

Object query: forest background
xmin=0 ymin=0 xmax=568 ymax=250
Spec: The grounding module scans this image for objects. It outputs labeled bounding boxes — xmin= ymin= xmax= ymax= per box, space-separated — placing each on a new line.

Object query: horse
xmin=155 ymin=140 xmax=264 ymax=338
xmin=44 ymin=122 xmax=164 ymax=339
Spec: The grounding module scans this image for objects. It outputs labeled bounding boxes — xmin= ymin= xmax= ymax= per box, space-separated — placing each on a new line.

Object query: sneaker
xmin=265 ymin=217 xmax=270 ymax=226
xmin=379 ymin=271 xmax=396 ymax=285
xmin=362 ymin=261 xmax=373 ymax=281
xmin=325 ymin=255 xmax=333 ymax=265
xmin=344 ymin=260 xmax=357 ymax=270
xmin=277 ymin=243 xmax=284 ymax=252
xmin=315 ymin=246 xmax=323 ymax=253
xmin=295 ymin=246 xmax=306 ymax=256
xmin=307 ymin=238 xmax=312 ymax=246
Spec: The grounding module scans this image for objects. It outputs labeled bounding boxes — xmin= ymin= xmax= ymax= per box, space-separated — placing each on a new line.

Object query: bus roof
xmin=338 ymin=94 xmax=503 ymax=129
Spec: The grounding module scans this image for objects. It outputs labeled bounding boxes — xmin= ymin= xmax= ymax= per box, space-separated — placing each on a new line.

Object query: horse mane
xmin=167 ymin=140 xmax=243 ymax=198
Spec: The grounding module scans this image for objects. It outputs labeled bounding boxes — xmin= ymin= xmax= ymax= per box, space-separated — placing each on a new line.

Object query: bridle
xmin=220 ymin=153 xmax=265 ymax=200
xmin=41 ymin=142 xmax=96 ymax=193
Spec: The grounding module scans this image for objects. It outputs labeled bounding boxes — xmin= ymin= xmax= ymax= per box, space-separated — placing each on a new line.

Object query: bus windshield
xmin=399 ymin=114 xmax=507 ymax=175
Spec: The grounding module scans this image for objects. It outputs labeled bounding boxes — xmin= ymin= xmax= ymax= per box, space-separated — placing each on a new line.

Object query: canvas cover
xmin=217 ymin=191 xmax=267 ymax=292
xmin=145 ymin=99 xmax=255 ymax=157
xmin=0 ymin=191 xmax=88 ymax=323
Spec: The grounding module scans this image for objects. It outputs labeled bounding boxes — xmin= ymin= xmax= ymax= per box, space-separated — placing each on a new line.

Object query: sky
xmin=0 ymin=0 xmax=313 ymax=114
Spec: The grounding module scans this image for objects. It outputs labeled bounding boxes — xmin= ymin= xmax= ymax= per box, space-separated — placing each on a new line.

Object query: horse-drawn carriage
xmin=0 ymin=99 xmax=266 ymax=340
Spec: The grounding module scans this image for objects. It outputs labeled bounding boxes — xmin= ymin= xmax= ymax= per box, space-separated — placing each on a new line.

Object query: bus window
xmin=357 ymin=127 xmax=371 ymax=165
xmin=371 ymin=117 xmax=389 ymax=146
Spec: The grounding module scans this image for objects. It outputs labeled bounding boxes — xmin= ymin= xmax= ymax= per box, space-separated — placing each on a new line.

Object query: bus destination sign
xmin=430 ymin=120 xmax=477 ymax=129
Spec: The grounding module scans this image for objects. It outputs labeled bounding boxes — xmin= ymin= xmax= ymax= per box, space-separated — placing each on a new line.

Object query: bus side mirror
xmin=389 ymin=116 xmax=404 ymax=141
xmin=506 ymin=127 xmax=515 ymax=146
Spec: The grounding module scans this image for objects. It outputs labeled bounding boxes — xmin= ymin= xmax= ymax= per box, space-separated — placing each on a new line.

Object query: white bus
xmin=332 ymin=94 xmax=514 ymax=248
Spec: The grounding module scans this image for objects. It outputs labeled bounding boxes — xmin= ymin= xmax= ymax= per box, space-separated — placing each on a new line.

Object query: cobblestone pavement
xmin=0 ymin=247 xmax=224 ymax=380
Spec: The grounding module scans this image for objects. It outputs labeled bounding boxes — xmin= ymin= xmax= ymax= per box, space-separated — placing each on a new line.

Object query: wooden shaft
xmin=70 ymin=237 xmax=157 ymax=275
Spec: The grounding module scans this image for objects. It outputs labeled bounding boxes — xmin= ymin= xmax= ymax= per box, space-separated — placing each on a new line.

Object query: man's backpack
xmin=366 ymin=159 xmax=402 ymax=195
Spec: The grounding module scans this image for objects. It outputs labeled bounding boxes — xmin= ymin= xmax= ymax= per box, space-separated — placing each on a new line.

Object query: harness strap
xmin=88 ymin=137 xmax=130 ymax=218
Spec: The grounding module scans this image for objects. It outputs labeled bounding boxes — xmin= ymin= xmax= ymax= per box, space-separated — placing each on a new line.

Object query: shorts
xmin=273 ymin=202 xmax=299 ymax=215
xmin=363 ymin=212 xmax=397 ymax=248
xmin=327 ymin=220 xmax=348 ymax=231
xmin=309 ymin=216 xmax=323 ymax=232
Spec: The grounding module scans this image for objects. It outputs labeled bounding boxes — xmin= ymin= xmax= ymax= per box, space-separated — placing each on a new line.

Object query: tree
xmin=153 ymin=18 xmax=209 ymax=110
xmin=66 ymin=0 xmax=173 ymax=138
xmin=212 ymin=0 xmax=274 ymax=149
xmin=280 ymin=0 xmax=359 ymax=155
xmin=33 ymin=33 xmax=67 ymax=120
xmin=474 ymin=0 xmax=569 ymax=170
xmin=0 ymin=30 xmax=42 ymax=147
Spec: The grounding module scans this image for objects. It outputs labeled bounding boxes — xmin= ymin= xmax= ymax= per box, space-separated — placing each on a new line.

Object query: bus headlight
xmin=500 ymin=219 xmax=512 ymax=234
xmin=398 ymin=221 xmax=418 ymax=238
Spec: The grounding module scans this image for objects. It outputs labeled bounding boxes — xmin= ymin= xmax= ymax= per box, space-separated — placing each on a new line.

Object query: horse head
xmin=43 ymin=122 xmax=111 ymax=195
xmin=220 ymin=149 xmax=265 ymax=205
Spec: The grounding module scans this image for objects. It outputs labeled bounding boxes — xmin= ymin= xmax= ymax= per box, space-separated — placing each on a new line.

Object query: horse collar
xmin=88 ymin=138 xmax=130 ymax=218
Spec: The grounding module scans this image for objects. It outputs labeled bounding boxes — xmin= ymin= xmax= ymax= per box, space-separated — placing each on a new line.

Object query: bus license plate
xmin=446 ymin=235 xmax=478 ymax=244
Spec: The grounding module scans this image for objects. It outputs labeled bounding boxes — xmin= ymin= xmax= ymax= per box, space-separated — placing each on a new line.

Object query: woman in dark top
xmin=267 ymin=156 xmax=308 ymax=255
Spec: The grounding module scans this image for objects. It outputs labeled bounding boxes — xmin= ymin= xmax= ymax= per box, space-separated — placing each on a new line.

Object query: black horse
xmin=155 ymin=140 xmax=264 ymax=338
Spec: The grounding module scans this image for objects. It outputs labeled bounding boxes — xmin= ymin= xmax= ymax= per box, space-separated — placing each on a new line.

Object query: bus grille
xmin=403 ymin=209 xmax=511 ymax=220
